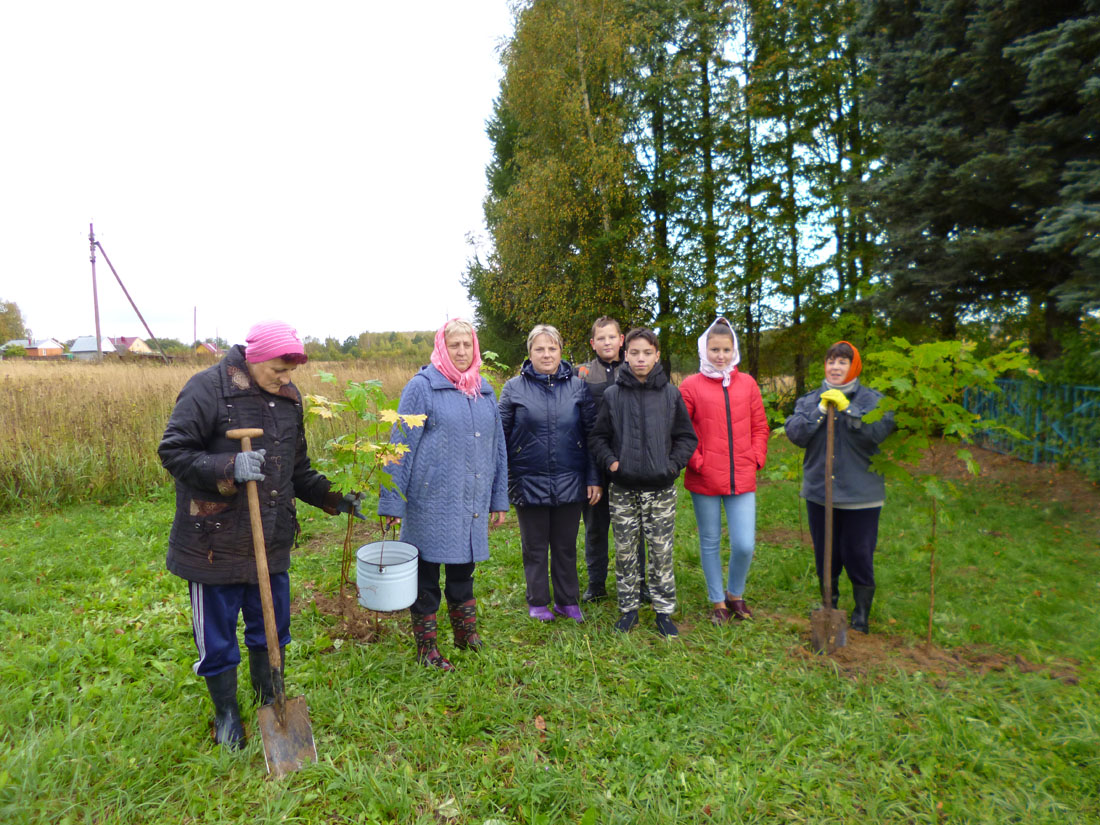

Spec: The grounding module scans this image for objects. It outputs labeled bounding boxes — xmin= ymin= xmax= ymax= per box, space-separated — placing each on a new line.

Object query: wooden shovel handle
xmin=822 ymin=404 xmax=835 ymax=607
xmin=226 ymin=428 xmax=283 ymax=672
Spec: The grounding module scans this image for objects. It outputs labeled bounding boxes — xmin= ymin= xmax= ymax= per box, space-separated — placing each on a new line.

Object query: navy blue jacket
xmin=498 ymin=360 xmax=600 ymax=507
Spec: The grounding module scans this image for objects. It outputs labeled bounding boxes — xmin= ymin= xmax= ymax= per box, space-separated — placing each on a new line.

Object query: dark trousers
xmin=517 ymin=502 xmax=584 ymax=607
xmin=411 ymin=560 xmax=476 ymax=615
xmin=188 ymin=572 xmax=291 ymax=677
xmin=583 ymin=493 xmax=645 ymax=589
xmin=806 ymin=502 xmax=881 ymax=588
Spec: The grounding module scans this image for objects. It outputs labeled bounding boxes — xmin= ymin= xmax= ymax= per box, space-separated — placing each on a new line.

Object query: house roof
xmin=70 ymin=335 xmax=117 ymax=353
xmin=2 ymin=338 xmax=64 ymax=350
xmin=109 ymin=336 xmax=144 ymax=348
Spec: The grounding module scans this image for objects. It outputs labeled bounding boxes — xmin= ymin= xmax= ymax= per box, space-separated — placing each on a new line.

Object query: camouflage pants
xmin=609 ymin=483 xmax=677 ymax=614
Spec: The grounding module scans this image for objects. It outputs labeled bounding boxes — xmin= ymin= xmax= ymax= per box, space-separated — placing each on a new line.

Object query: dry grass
xmin=0 ymin=357 xmax=423 ymax=512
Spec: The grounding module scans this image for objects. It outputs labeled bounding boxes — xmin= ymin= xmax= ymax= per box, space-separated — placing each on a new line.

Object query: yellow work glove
xmin=818 ymin=388 xmax=850 ymax=412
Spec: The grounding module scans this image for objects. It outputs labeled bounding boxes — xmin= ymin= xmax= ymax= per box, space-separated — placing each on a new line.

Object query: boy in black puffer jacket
xmin=588 ymin=328 xmax=698 ymax=637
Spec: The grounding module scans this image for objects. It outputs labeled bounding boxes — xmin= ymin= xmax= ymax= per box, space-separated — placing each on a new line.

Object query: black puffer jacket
xmin=587 ymin=362 xmax=698 ymax=492
xmin=498 ymin=360 xmax=599 ymax=507
xmin=158 ymin=345 xmax=337 ymax=585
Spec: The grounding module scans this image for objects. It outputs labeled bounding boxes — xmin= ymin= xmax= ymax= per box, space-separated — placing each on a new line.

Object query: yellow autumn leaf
xmin=378 ymin=409 xmax=401 ymax=424
xmin=401 ymin=414 xmax=427 ymax=428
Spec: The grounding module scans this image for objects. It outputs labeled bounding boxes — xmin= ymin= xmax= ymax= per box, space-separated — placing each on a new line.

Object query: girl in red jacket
xmin=680 ymin=318 xmax=770 ymax=625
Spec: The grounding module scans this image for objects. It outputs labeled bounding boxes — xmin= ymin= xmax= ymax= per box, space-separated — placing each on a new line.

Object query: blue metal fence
xmin=963 ymin=379 xmax=1100 ymax=479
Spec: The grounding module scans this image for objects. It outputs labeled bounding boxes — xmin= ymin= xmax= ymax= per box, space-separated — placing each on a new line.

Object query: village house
xmin=1 ymin=338 xmax=66 ymax=358
xmin=69 ymin=335 xmax=117 ymax=361
xmin=109 ymin=336 xmax=154 ymax=356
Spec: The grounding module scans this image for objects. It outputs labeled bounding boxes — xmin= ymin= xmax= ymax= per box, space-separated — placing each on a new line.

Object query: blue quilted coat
xmin=498 ymin=360 xmax=600 ymax=507
xmin=378 ymin=365 xmax=509 ymax=564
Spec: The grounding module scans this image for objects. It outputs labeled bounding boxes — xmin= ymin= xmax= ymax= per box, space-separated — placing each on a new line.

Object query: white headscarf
xmin=697 ymin=316 xmax=741 ymax=387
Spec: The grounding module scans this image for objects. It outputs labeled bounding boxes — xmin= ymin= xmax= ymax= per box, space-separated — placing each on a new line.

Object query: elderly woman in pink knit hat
xmin=159 ymin=320 xmax=363 ymax=751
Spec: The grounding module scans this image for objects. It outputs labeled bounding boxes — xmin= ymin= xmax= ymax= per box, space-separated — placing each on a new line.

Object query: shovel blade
xmin=810 ymin=607 xmax=848 ymax=654
xmin=257 ymin=695 xmax=316 ymax=778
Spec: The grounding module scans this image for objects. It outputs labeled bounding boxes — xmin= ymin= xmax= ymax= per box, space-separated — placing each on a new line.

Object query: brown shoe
xmin=725 ymin=596 xmax=753 ymax=621
xmin=709 ymin=606 xmax=732 ymax=626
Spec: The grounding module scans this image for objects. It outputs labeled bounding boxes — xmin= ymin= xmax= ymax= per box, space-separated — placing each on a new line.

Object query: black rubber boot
xmin=818 ymin=576 xmax=840 ymax=609
xmin=850 ymin=585 xmax=875 ymax=633
xmin=248 ymin=647 xmax=283 ymax=707
xmin=582 ymin=582 xmax=607 ymax=602
xmin=205 ymin=669 xmax=245 ymax=749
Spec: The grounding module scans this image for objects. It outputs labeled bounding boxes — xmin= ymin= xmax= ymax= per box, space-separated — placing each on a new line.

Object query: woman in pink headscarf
xmin=159 ymin=320 xmax=363 ymax=751
xmin=380 ymin=319 xmax=509 ymax=671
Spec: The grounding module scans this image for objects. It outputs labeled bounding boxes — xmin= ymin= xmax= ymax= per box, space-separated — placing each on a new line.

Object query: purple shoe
xmin=528 ymin=605 xmax=555 ymax=622
xmin=554 ymin=604 xmax=584 ymax=623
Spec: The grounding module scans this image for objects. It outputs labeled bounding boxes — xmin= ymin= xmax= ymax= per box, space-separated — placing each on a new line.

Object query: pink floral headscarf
xmin=430 ymin=318 xmax=484 ymax=399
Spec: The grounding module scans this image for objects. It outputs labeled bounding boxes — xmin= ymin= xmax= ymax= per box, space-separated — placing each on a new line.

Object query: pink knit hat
xmin=244 ymin=320 xmax=307 ymax=364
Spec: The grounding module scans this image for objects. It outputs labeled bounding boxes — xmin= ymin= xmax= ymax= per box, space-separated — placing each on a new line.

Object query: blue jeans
xmin=690 ymin=491 xmax=756 ymax=603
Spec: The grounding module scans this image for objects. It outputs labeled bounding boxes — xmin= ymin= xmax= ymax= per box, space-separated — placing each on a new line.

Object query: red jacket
xmin=680 ymin=370 xmax=769 ymax=496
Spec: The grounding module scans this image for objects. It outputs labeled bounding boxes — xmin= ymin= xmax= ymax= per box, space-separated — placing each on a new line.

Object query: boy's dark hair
xmin=624 ymin=327 xmax=659 ymax=349
xmin=825 ymin=341 xmax=855 ymax=362
xmin=591 ymin=316 xmax=621 ymax=338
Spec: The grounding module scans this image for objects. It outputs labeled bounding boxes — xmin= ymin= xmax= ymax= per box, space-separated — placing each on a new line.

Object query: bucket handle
xmin=377 ymin=523 xmax=399 ymax=571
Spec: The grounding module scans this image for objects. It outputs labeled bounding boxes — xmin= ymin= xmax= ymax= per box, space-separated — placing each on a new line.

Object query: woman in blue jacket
xmin=380 ymin=319 xmax=509 ymax=671
xmin=499 ymin=325 xmax=601 ymax=623
xmin=784 ymin=341 xmax=895 ymax=633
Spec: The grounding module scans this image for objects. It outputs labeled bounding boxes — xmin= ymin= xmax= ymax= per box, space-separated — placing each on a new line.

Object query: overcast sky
xmin=0 ymin=1 xmax=514 ymax=347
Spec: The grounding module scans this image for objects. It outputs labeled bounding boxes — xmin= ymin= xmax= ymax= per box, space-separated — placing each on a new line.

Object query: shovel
xmin=227 ymin=428 xmax=317 ymax=777
xmin=809 ymin=404 xmax=848 ymax=654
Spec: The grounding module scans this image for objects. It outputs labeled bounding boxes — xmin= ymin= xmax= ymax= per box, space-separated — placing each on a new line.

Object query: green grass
xmin=1 ymin=441 xmax=1098 ymax=824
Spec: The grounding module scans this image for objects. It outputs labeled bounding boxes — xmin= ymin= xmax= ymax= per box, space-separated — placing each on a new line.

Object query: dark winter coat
xmin=498 ymin=360 xmax=600 ymax=507
xmin=377 ymin=365 xmax=509 ymax=564
xmin=587 ymin=362 xmax=698 ymax=492
xmin=784 ymin=380 xmax=896 ymax=505
xmin=680 ymin=370 xmax=770 ymax=496
xmin=158 ymin=345 xmax=337 ymax=585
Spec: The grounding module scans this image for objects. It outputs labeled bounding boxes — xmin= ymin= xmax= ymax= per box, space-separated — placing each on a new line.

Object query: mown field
xmin=1 ymin=360 xmax=1098 ymax=824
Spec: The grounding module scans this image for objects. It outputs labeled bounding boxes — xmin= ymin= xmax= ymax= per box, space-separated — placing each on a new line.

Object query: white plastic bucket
xmin=355 ymin=540 xmax=419 ymax=612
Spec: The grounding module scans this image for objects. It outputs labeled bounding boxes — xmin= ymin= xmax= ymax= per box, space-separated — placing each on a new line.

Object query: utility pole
xmin=93 ymin=239 xmax=170 ymax=364
xmin=89 ymin=223 xmax=103 ymax=360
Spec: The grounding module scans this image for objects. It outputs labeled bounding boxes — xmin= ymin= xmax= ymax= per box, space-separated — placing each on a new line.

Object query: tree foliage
xmin=858 ymin=0 xmax=1099 ymax=356
xmin=471 ymin=1 xmax=1095 ymax=370
xmin=0 ymin=300 xmax=27 ymax=343
xmin=467 ymin=0 xmax=646 ymax=362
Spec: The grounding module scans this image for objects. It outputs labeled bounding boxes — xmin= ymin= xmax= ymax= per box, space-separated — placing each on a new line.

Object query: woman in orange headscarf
xmin=784 ymin=341 xmax=895 ymax=633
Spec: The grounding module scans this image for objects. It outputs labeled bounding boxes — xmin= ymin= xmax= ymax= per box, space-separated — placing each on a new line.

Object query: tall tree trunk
xmin=651 ymin=49 xmax=673 ymax=358
xmin=699 ymin=48 xmax=718 ymax=322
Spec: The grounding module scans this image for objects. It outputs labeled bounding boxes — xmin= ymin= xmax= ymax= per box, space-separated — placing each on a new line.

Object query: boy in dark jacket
xmin=575 ymin=316 xmax=647 ymax=603
xmin=588 ymin=328 xmax=698 ymax=636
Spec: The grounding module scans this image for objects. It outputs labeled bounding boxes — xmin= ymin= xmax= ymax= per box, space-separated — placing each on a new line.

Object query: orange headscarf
xmin=833 ymin=340 xmax=862 ymax=384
